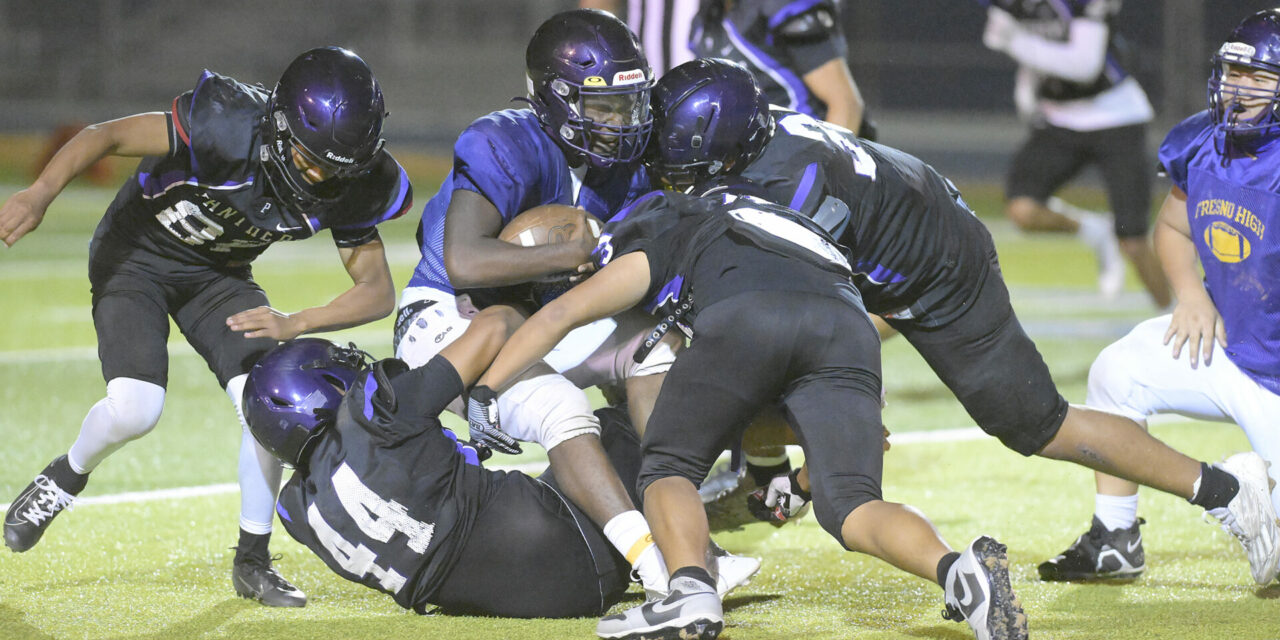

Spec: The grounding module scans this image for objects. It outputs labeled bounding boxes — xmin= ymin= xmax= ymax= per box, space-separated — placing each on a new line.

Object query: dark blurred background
xmin=0 ymin=0 xmax=1275 ymax=179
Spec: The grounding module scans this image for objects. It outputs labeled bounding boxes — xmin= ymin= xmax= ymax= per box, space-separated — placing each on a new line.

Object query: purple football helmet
xmin=1209 ymin=9 xmax=1280 ymax=148
xmin=261 ymin=47 xmax=387 ymax=208
xmin=648 ymin=58 xmax=774 ymax=192
xmin=525 ymin=9 xmax=653 ymax=169
xmin=242 ymin=338 xmax=368 ymax=465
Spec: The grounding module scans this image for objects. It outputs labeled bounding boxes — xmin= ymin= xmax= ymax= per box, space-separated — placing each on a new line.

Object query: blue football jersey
xmin=407 ymin=109 xmax=651 ymax=292
xmin=1158 ymin=112 xmax=1280 ymax=394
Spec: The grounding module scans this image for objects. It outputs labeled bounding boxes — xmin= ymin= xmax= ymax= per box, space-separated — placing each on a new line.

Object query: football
xmin=498 ymin=204 xmax=602 ymax=247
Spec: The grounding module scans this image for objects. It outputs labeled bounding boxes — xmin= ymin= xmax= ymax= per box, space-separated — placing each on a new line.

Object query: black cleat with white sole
xmin=232 ymin=552 xmax=307 ymax=608
xmin=4 ymin=456 xmax=85 ymax=553
xmin=1038 ymin=516 xmax=1145 ymax=582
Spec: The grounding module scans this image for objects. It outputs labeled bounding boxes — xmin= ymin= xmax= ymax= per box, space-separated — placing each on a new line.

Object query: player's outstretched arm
xmin=226 ymin=237 xmax=396 ymax=340
xmin=983 ymin=7 xmax=1107 ymax=83
xmin=439 ymin=305 xmax=525 ymax=387
xmin=804 ymin=59 xmax=865 ymax=134
xmin=476 ymin=251 xmax=651 ymax=392
xmin=1154 ymin=186 xmax=1225 ymax=367
xmin=443 ymin=190 xmax=598 ymax=289
xmin=0 ymin=112 xmax=169 ymax=247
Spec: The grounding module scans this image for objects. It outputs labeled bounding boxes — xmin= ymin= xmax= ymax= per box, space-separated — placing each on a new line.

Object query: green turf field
xmin=1 ymin=177 xmax=1278 ymax=640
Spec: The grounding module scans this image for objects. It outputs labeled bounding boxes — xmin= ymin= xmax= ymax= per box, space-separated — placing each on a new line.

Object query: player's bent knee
xmin=814 ymin=489 xmax=880 ymax=548
xmin=1085 ymin=339 xmax=1140 ymax=415
xmin=498 ymin=374 xmax=600 ymax=450
xmin=104 ymin=377 xmax=165 ymax=441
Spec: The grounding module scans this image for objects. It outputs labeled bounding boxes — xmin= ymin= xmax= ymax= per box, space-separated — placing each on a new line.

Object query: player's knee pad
xmin=498 ymin=374 xmax=600 ymax=451
xmin=394 ymin=289 xmax=470 ymax=369
xmin=101 ymin=377 xmax=165 ymax=442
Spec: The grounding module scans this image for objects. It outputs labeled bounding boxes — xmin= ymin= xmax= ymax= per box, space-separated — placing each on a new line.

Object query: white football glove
xmin=982 ymin=6 xmax=1020 ymax=52
xmin=747 ymin=468 xmax=812 ymax=526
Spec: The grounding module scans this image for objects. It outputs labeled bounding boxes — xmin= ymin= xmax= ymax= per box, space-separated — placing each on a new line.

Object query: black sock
xmin=670 ymin=565 xmax=715 ymax=590
xmin=47 ymin=455 xmax=89 ymax=495
xmin=936 ymin=552 xmax=961 ymax=587
xmin=236 ymin=529 xmax=271 ymax=561
xmin=1189 ymin=463 xmax=1240 ymax=510
xmin=746 ymin=459 xmax=792 ymax=487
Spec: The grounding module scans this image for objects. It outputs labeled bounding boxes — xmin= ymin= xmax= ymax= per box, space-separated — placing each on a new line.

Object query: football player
xmin=240 ymin=316 xmax=642 ymax=617
xmin=395 ymin=9 xmax=756 ymax=600
xmin=0 ymin=47 xmax=413 ymax=607
xmin=689 ymin=0 xmax=873 ymax=138
xmin=646 ymin=58 xmax=1280 ymax=589
xmin=980 ymin=0 xmax=1170 ymax=305
xmin=1041 ymin=9 xmax=1280 ymax=583
xmin=469 ymin=184 xmax=1029 ymax=640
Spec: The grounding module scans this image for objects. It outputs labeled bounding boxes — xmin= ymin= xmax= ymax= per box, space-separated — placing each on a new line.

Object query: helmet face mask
xmin=648 ymin=59 xmax=774 ymax=193
xmin=242 ymin=338 xmax=370 ymax=466
xmin=526 ymin=9 xmax=654 ymax=169
xmin=261 ymin=47 xmax=387 ymax=209
xmin=1209 ymin=10 xmax=1280 ymax=150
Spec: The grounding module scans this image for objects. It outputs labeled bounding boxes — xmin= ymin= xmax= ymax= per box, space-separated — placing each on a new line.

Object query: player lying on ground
xmin=470 ymin=184 xmax=1030 ymax=640
xmin=241 ymin=313 xmax=650 ymax=617
xmin=1 ymin=47 xmax=412 ymax=607
xmin=1041 ymin=8 xmax=1280 ymax=583
xmin=645 ymin=57 xmax=1280 ymax=587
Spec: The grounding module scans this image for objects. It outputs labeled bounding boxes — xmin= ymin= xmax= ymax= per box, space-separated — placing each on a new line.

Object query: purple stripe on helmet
xmin=723 ymin=19 xmax=814 ymax=115
xmin=789 ymin=163 xmax=818 ymax=210
xmin=362 ymin=371 xmax=378 ymax=421
xmin=766 ymin=0 xmax=826 ymax=39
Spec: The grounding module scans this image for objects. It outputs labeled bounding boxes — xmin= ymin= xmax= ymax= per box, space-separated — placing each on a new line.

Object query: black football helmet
xmin=525 ymin=9 xmax=654 ymax=169
xmin=242 ymin=338 xmax=369 ymax=466
xmin=261 ymin=47 xmax=387 ymax=209
xmin=648 ymin=58 xmax=774 ymax=192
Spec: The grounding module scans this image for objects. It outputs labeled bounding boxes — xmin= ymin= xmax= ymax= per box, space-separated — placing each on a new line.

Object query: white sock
xmin=230 ymin=374 xmax=282 ymax=534
xmin=603 ymin=510 xmax=666 ymax=587
xmin=1095 ymin=493 xmax=1139 ymax=531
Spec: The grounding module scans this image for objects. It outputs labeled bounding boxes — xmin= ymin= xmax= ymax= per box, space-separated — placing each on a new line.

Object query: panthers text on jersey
xmin=1158 ymin=111 xmax=1280 ymax=395
xmin=92 ymin=70 xmax=412 ymax=271
xmin=407 ymin=108 xmax=651 ymax=293
xmin=741 ymin=108 xmax=995 ymax=327
xmin=274 ymin=356 xmax=507 ymax=612
xmin=691 ymin=0 xmax=847 ymax=121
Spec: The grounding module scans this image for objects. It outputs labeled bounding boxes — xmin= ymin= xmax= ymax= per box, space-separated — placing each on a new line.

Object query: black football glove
xmin=466 ymin=385 xmax=522 ymax=455
xmin=747 ymin=468 xmax=812 ymax=527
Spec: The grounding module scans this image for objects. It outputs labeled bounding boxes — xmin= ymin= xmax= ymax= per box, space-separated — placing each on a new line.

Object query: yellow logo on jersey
xmin=583 ymin=76 xmax=606 ymax=86
xmin=1204 ymin=221 xmax=1251 ymax=263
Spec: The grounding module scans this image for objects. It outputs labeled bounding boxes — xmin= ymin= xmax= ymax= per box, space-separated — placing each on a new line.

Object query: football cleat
xmin=698 ymin=463 xmax=744 ymax=504
xmin=232 ymin=552 xmax=308 ymax=608
xmin=1207 ymin=452 xmax=1280 ymax=585
xmin=1038 ymin=516 xmax=1146 ymax=581
xmin=597 ymin=576 xmax=723 ymax=640
xmin=942 ymin=536 xmax=1028 ymax=640
xmin=4 ymin=457 xmax=81 ymax=553
xmin=709 ymin=542 xmax=761 ymax=599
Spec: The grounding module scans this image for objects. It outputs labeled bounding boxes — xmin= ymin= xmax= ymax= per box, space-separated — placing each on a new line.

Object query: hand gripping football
xmin=497 ymin=204 xmax=602 ymax=247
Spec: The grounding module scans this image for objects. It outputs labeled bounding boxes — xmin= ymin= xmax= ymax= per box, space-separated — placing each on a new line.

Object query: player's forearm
xmin=1006 ymin=20 xmax=1107 ymax=82
xmin=1154 ymin=221 xmax=1209 ymax=304
xmin=31 ymin=114 xmax=169 ymax=203
xmin=445 ymin=237 xmax=585 ymax=289
xmin=476 ymin=309 xmax=575 ymax=392
xmin=291 ymin=280 xmax=396 ymax=335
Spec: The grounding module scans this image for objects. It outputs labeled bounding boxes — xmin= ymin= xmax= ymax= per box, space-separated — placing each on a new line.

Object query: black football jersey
xmin=742 ymin=108 xmax=995 ymax=327
xmin=274 ymin=356 xmax=512 ymax=612
xmin=691 ymin=0 xmax=847 ymax=121
xmin=597 ymin=190 xmax=860 ymax=334
xmin=991 ymin=0 xmax=1132 ymax=101
xmin=93 ymin=70 xmax=413 ymax=270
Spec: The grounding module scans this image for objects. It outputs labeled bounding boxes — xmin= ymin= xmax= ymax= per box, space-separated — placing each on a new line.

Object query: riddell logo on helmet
xmin=325 ymin=151 xmax=355 ymax=164
xmin=1221 ymin=42 xmax=1257 ymax=60
xmin=612 ymin=70 xmax=646 ymax=86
